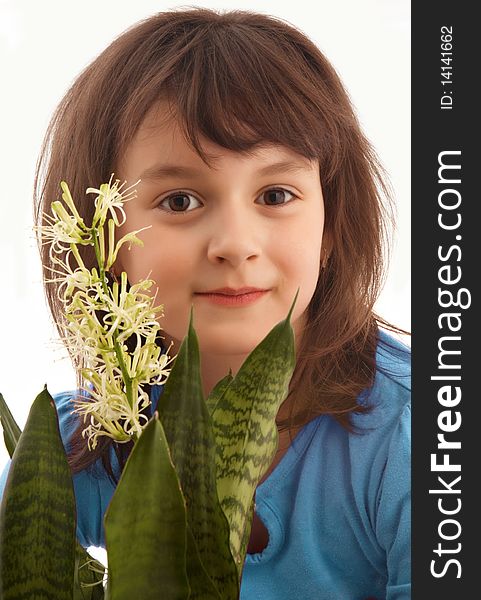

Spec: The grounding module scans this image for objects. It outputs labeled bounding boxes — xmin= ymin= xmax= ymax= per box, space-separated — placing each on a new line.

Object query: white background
xmin=0 ymin=0 xmax=410 ymax=477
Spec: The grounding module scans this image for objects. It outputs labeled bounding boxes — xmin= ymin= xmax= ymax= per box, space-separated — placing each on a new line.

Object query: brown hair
xmin=33 ymin=8 xmax=408 ymax=482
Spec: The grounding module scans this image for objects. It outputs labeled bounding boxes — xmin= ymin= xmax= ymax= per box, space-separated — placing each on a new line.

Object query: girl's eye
xmin=256 ymin=188 xmax=297 ymax=206
xmin=158 ymin=192 xmax=202 ymax=214
xmin=157 ymin=187 xmax=296 ymax=214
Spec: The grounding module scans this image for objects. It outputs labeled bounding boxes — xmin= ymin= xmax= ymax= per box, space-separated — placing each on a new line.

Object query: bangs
xmin=117 ymin=16 xmax=343 ymax=176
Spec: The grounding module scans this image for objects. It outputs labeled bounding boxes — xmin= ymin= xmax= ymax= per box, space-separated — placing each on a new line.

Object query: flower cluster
xmin=38 ymin=176 xmax=174 ymax=449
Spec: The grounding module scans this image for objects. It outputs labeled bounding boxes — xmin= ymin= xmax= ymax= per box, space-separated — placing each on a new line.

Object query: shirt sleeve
xmin=375 ymin=401 xmax=411 ymax=600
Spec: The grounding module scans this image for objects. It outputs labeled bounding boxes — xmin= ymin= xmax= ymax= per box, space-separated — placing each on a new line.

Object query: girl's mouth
xmin=194 ymin=290 xmax=270 ymax=306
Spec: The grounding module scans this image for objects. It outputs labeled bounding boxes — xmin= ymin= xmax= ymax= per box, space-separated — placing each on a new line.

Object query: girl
xmin=1 ymin=8 xmax=410 ymax=599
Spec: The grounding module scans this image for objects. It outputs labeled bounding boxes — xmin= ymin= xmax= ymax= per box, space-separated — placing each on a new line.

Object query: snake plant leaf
xmin=0 ymin=392 xmax=22 ymax=459
xmin=0 ymin=391 xmax=102 ymax=599
xmin=184 ymin=524 xmax=222 ymax=599
xmin=211 ymin=291 xmax=297 ymax=569
xmin=74 ymin=543 xmax=106 ymax=600
xmin=158 ymin=308 xmax=239 ymax=599
xmin=238 ymin=497 xmax=255 ymax=574
xmin=206 ymin=371 xmax=234 ymax=415
xmin=104 ymin=414 xmax=190 ymax=600
xmin=0 ymin=385 xmax=76 ymax=600
xmin=208 ymin=382 xmax=254 ymax=575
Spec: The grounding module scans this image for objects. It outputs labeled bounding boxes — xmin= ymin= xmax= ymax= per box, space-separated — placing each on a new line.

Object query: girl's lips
xmin=195 ymin=290 xmax=270 ymax=306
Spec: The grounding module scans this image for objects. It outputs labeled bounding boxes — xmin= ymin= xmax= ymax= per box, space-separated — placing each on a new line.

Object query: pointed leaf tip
xmin=286 ymin=288 xmax=300 ymax=322
xmin=0 ymin=392 xmax=22 ymax=457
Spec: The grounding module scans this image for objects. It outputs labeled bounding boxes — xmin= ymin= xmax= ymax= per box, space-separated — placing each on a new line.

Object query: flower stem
xmin=92 ymin=229 xmax=136 ymax=420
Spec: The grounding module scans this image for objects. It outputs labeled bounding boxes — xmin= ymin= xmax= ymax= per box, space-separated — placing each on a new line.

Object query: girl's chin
xmin=197 ymin=335 xmax=262 ymax=357
xmin=197 ymin=322 xmax=275 ymax=354
xmin=160 ymin=328 xmax=264 ymax=357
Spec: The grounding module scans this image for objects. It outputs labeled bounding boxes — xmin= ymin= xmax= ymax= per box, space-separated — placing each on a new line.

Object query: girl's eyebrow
xmin=139 ymin=160 xmax=312 ymax=182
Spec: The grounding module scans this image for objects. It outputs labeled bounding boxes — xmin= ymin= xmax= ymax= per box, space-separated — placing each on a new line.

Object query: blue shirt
xmin=0 ymin=329 xmax=410 ymax=599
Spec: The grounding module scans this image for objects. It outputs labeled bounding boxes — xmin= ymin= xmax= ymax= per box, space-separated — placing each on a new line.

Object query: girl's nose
xmin=206 ymin=204 xmax=261 ymax=267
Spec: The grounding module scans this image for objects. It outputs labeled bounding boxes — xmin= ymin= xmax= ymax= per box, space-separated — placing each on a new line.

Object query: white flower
xmin=39 ymin=177 xmax=174 ymax=450
xmin=87 ymin=174 xmax=139 ymax=229
xmin=45 ymin=248 xmax=100 ymax=302
xmin=38 ymin=202 xmax=93 ymax=263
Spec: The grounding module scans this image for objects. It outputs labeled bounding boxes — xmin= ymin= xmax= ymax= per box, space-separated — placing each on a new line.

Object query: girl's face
xmin=115 ymin=104 xmax=326 ymax=357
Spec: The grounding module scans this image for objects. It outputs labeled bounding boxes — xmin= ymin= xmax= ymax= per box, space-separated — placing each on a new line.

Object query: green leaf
xmin=0 ymin=392 xmax=22 ymax=458
xmin=104 ymin=415 xmax=190 ymax=600
xmin=211 ymin=292 xmax=297 ymax=570
xmin=158 ymin=308 xmax=239 ymax=599
xmin=206 ymin=372 xmax=234 ymax=416
xmin=238 ymin=498 xmax=255 ymax=574
xmin=74 ymin=543 xmax=106 ymax=600
xmin=0 ymin=391 xmax=98 ymax=598
xmin=0 ymin=386 xmax=77 ymax=599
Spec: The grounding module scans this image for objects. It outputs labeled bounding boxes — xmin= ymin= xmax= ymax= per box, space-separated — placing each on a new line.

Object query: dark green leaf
xmin=0 ymin=386 xmax=77 ymax=599
xmin=74 ymin=542 xmax=106 ymax=600
xmin=158 ymin=308 xmax=239 ymax=599
xmin=104 ymin=415 xmax=190 ymax=600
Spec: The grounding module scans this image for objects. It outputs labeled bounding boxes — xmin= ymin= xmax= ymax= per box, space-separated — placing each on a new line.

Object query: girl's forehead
xmin=128 ymin=105 xmax=316 ymax=173
xmin=129 ymin=100 xmax=315 ymax=167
